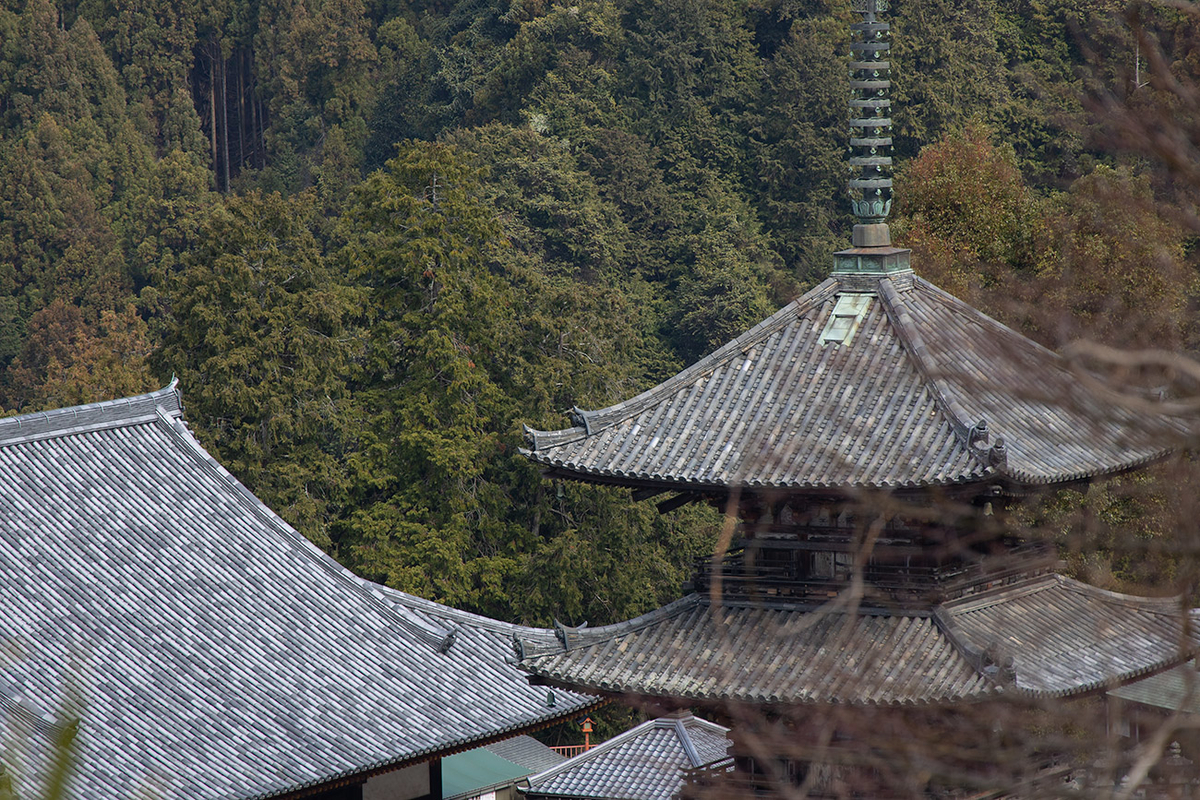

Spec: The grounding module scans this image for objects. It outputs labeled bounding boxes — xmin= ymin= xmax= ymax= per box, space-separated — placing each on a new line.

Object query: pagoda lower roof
xmin=523 ymin=273 xmax=1188 ymax=492
xmin=515 ymin=575 xmax=1200 ymax=708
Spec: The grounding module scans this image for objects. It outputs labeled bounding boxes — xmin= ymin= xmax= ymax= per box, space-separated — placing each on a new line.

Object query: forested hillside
xmin=2 ymin=0 xmax=1197 ymax=625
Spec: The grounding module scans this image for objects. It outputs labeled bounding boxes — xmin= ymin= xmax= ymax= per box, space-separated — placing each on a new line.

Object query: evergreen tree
xmin=153 ymin=190 xmax=358 ymax=549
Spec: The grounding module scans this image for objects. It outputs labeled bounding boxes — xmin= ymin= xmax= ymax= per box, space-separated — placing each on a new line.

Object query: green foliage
xmin=153 ymin=190 xmax=358 ymax=548
xmin=327 ymin=137 xmax=722 ymax=623
xmin=337 ymin=141 xmax=524 ymax=608
xmin=5 ymin=0 xmax=1196 ymax=637
xmin=891 ymin=0 xmax=1010 ymax=159
xmin=749 ymin=6 xmax=848 ymax=283
xmin=893 ymin=122 xmax=1048 ymax=298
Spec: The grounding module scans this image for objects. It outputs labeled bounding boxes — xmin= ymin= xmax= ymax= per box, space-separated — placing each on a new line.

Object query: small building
xmin=0 ymin=383 xmax=596 ymax=800
xmin=1109 ymin=662 xmax=1200 ymax=766
xmin=442 ymin=736 xmax=566 ymax=800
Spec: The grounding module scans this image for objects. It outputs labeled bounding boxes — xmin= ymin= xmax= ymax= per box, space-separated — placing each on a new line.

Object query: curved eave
xmin=524 ymin=426 xmax=588 ymax=452
xmin=526 ymin=448 xmax=1179 ymax=498
xmin=944 ymin=575 xmax=1200 ymax=700
xmin=516 ymin=596 xmax=998 ymax=710
xmin=998 ymin=447 xmax=1177 ymax=489
xmin=523 ymin=456 xmax=995 ymax=494
xmin=522 ymin=671 xmax=999 ymax=711
xmin=1009 ymin=652 xmax=1200 ymax=702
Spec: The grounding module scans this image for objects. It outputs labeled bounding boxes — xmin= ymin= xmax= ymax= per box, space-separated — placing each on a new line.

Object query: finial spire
xmin=848 ymin=0 xmax=893 ymax=246
xmin=832 ymin=0 xmax=910 ymax=278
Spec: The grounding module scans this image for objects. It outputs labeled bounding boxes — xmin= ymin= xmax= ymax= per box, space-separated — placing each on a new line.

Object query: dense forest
xmin=2 ymin=0 xmax=1199 ymax=627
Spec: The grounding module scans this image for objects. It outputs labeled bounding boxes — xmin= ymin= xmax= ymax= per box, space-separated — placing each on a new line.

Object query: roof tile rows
xmin=943 ymin=575 xmax=1198 ymax=696
xmin=518 ymin=596 xmax=993 ymax=707
xmin=524 ymin=275 xmax=1185 ymax=492
xmin=518 ymin=576 xmax=1200 ymax=708
xmin=521 ymin=714 xmax=729 ymax=800
xmin=0 ymin=385 xmax=591 ymax=800
xmin=1108 ymin=660 xmax=1200 ymax=715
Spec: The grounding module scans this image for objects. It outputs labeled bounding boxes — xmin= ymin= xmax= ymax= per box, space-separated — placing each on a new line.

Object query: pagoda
xmin=513 ymin=1 xmax=1200 ymax=795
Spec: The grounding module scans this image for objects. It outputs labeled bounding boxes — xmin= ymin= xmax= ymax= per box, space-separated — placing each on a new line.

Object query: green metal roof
xmin=442 ymin=747 xmax=534 ymax=798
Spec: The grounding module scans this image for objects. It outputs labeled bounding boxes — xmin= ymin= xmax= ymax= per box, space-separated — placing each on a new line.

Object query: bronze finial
xmin=848 ymin=0 xmax=894 ymax=244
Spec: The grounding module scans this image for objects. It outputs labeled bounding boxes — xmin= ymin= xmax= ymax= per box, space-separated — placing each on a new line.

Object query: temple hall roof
xmin=516 ymin=576 xmax=1199 ymax=709
xmin=524 ymin=273 xmax=1187 ymax=493
xmin=0 ymin=385 xmax=592 ymax=800
xmin=519 ymin=714 xmax=730 ymax=800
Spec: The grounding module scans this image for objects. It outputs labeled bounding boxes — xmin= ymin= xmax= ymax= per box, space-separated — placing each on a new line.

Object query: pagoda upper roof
xmin=515 ymin=575 xmax=1200 ymax=708
xmin=524 ymin=272 xmax=1187 ymax=493
xmin=0 ymin=385 xmax=592 ymax=799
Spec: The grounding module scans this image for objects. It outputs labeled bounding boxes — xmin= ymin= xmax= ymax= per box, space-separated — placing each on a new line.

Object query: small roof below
xmin=0 ymin=386 xmax=592 ymax=800
xmin=483 ymin=734 xmax=569 ymax=775
xmin=517 ymin=576 xmax=1199 ymax=709
xmin=443 ymin=739 xmax=559 ymax=799
xmin=520 ymin=714 xmax=729 ymax=800
xmin=524 ymin=273 xmax=1188 ymax=493
xmin=1108 ymin=661 xmax=1200 ymax=715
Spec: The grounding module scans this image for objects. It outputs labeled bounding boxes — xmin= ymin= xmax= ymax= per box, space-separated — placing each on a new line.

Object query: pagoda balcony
xmin=689 ymin=541 xmax=1058 ymax=606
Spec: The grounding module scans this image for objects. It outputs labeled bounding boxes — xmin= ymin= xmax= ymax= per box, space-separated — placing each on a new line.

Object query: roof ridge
xmin=940 ymin=574 xmax=1058 ymax=613
xmin=549 ymin=594 xmax=704 ymax=651
xmin=525 ymin=280 xmax=841 ymax=449
xmin=370 ymin=583 xmax=562 ymax=641
xmin=674 ymin=717 xmax=704 ymax=768
xmin=0 ymin=381 xmax=182 ymax=447
xmin=150 ymin=407 xmax=459 ymax=656
xmin=877 ymin=277 xmax=994 ymax=473
xmin=912 ymin=276 xmax=1060 ymax=360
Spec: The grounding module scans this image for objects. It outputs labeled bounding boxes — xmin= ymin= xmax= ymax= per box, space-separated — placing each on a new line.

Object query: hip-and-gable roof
xmin=0 ymin=385 xmax=591 ymax=799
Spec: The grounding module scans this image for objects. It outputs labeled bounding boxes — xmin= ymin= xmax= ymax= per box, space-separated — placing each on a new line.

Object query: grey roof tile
xmin=1108 ymin=660 xmax=1200 ymax=714
xmin=484 ymin=735 xmax=566 ymax=774
xmin=0 ymin=386 xmax=592 ymax=800
xmin=519 ymin=578 xmax=1199 ymax=707
xmin=518 ymin=596 xmax=995 ymax=707
xmin=521 ymin=714 xmax=729 ymax=800
xmin=524 ymin=275 xmax=1188 ymax=491
xmin=943 ymin=575 xmax=1200 ymax=697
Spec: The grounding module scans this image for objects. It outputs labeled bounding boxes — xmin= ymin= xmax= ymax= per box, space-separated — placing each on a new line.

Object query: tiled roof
xmin=483 ymin=735 xmax=567 ymax=774
xmin=524 ymin=274 xmax=1186 ymax=491
xmin=0 ymin=385 xmax=592 ymax=800
xmin=518 ymin=577 xmax=1199 ymax=707
xmin=1108 ymin=661 xmax=1200 ymax=714
xmin=521 ymin=714 xmax=729 ymax=800
xmin=518 ymin=595 xmax=995 ymax=707
xmin=943 ymin=575 xmax=1200 ymax=697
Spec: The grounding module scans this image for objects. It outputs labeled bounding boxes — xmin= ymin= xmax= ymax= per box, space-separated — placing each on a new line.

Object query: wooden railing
xmin=691 ymin=541 xmax=1058 ymax=605
xmin=549 ymin=744 xmax=590 ymax=758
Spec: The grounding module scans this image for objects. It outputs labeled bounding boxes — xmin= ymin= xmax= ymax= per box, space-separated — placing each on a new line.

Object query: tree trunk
xmin=209 ymin=46 xmax=218 ymax=189
xmin=258 ymin=91 xmax=267 ymax=169
xmin=221 ymin=49 xmax=231 ymax=191
xmin=237 ymin=48 xmax=246 ymax=172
